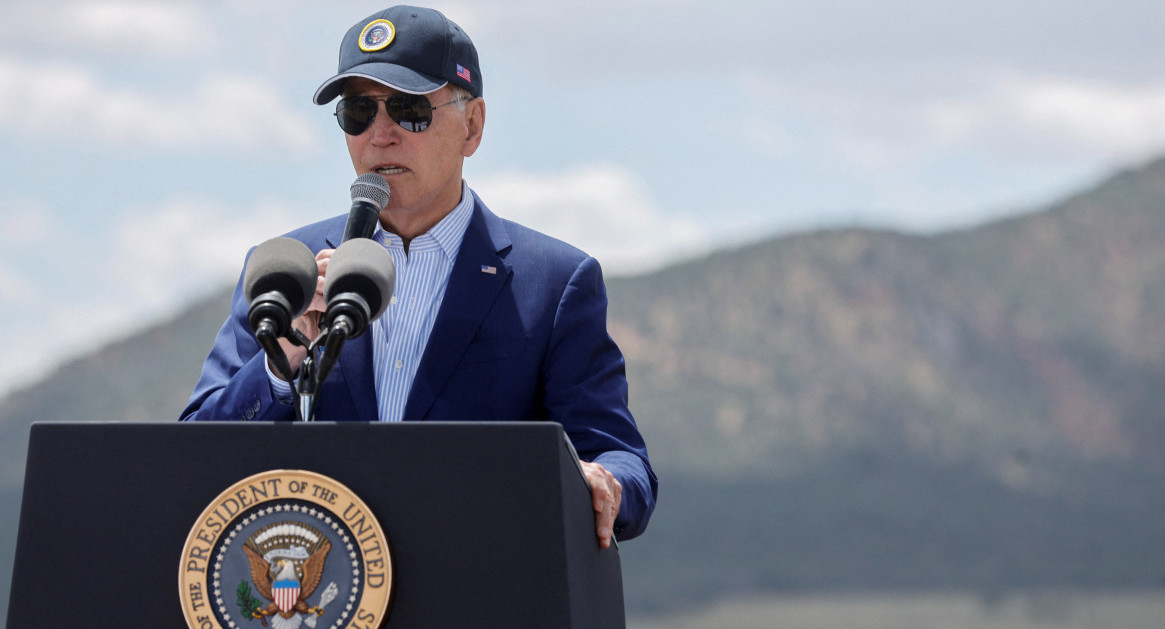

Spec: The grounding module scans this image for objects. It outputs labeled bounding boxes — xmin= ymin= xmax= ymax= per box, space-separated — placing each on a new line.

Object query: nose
xmin=367 ymin=101 xmax=401 ymax=146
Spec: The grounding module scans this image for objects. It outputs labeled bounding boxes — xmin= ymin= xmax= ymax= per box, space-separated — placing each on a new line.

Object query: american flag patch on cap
xmin=457 ymin=64 xmax=472 ymax=82
xmin=481 ymin=265 xmax=496 ymax=274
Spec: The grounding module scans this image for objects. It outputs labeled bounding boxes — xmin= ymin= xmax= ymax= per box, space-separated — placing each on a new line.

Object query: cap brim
xmin=313 ymin=62 xmax=448 ymax=105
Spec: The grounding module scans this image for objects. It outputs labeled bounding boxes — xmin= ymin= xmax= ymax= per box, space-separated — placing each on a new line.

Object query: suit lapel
xmin=403 ymin=199 xmax=512 ymax=420
xmin=336 ymin=332 xmax=378 ymax=421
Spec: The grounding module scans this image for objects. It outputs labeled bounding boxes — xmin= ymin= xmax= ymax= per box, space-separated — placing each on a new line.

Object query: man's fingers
xmin=309 ymin=250 xmax=333 ymax=313
xmin=580 ymin=461 xmax=622 ymax=548
xmin=310 ymin=276 xmax=327 ymax=312
xmin=596 ymin=499 xmax=618 ymax=548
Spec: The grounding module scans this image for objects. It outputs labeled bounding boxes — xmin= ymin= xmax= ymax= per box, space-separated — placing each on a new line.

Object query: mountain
xmin=3 ymin=157 xmax=1165 ymax=619
xmin=606 ymin=157 xmax=1165 ymax=610
xmin=609 ymin=160 xmax=1165 ymax=482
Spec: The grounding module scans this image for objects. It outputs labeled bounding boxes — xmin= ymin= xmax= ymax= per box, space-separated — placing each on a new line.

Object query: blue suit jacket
xmin=181 ymin=194 xmax=657 ymax=539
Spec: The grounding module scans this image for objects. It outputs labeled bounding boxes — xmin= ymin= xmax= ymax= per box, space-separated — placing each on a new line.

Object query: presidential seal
xmin=180 ymin=470 xmax=392 ymax=629
xmin=358 ymin=19 xmax=395 ymax=52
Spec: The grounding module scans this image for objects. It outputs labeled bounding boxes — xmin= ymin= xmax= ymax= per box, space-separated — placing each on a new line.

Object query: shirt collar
xmin=374 ymin=180 xmax=475 ymax=257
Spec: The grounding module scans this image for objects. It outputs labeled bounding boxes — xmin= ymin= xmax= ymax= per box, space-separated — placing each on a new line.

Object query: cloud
xmin=0 ymin=200 xmax=53 ymax=243
xmin=65 ymin=1 xmax=217 ymax=56
xmin=925 ymin=76 xmax=1165 ymax=161
xmin=0 ymin=55 xmax=320 ymax=152
xmin=0 ymin=200 xmax=53 ymax=305
xmin=0 ymin=264 xmax=31 ymax=307
xmin=0 ymin=1 xmax=216 ymax=57
xmin=109 ymin=197 xmax=324 ymax=308
xmin=473 ymin=164 xmax=707 ymax=275
xmin=742 ymin=68 xmax=1165 ymax=171
xmin=464 ymin=0 xmax=1165 ymax=83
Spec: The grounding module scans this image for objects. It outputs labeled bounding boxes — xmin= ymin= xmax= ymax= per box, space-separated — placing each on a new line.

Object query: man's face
xmin=342 ymin=77 xmax=484 ymax=236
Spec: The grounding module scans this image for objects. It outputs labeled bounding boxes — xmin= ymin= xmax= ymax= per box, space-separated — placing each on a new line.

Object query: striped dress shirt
xmin=369 ymin=182 xmax=474 ymax=422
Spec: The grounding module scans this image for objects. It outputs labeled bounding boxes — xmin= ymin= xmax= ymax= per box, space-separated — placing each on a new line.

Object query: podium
xmin=7 ymin=422 xmax=625 ymax=628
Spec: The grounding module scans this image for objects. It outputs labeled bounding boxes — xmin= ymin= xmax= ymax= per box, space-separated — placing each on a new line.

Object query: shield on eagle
xmin=272 ymin=578 xmax=301 ymax=614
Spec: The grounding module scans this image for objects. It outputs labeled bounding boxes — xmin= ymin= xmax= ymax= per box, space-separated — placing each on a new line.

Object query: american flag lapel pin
xmin=481 ymin=265 xmax=497 ymax=275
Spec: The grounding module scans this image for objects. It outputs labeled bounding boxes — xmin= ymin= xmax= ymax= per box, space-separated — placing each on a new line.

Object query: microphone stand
xmin=295 ymin=350 xmax=318 ymax=423
xmin=291 ymin=321 xmax=353 ymax=423
xmin=273 ymin=328 xmax=316 ymax=423
xmin=254 ymin=321 xmax=295 ymax=382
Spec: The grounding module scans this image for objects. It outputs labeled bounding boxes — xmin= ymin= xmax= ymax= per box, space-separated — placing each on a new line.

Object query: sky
xmin=1 ymin=0 xmax=1164 ymax=398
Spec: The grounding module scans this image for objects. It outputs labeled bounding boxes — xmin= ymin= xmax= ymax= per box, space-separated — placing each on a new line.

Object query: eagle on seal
xmin=243 ymin=538 xmax=332 ymax=626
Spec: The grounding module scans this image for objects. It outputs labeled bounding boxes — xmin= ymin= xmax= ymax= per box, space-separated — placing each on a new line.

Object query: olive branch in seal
xmin=237 ymin=581 xmax=267 ymax=625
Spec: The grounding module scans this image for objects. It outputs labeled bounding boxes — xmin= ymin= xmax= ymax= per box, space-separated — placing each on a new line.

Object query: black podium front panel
xmin=7 ymin=422 xmax=624 ymax=628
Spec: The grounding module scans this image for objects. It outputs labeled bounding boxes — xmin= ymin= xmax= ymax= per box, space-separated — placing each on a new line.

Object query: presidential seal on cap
xmin=314 ymin=5 xmax=482 ymax=104
xmin=358 ymin=19 xmax=396 ymax=52
xmin=179 ymin=470 xmax=392 ymax=629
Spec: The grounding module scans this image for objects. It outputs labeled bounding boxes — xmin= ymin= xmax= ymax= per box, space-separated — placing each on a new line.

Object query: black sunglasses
xmin=334 ymin=93 xmax=465 ymax=135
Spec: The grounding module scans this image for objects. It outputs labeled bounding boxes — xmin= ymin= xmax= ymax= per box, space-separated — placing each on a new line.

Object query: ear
xmin=462 ymin=98 xmax=485 ymax=157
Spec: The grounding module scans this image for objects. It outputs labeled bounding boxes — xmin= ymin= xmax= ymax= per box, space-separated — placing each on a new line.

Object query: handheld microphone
xmin=342 ymin=173 xmax=391 ymax=241
xmin=243 ymin=237 xmax=318 ymax=380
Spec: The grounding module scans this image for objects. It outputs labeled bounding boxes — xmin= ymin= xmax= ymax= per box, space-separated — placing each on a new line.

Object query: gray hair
xmin=446 ymin=85 xmax=474 ymax=110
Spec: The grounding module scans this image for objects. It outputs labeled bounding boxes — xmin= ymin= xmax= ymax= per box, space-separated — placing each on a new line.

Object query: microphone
xmin=243 ymin=237 xmax=318 ymax=337
xmin=342 ymin=173 xmax=391 ymax=241
xmin=243 ymin=237 xmax=318 ymax=379
xmin=316 ymin=238 xmax=396 ymax=383
xmin=323 ymin=238 xmax=396 ymax=337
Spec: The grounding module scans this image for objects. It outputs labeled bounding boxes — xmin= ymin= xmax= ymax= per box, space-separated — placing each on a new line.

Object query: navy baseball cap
xmin=313 ymin=6 xmax=482 ymax=105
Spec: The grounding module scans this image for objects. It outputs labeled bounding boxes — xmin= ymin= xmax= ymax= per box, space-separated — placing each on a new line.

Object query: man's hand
xmin=580 ymin=461 xmax=622 ymax=548
xmin=272 ymin=249 xmax=334 ymax=379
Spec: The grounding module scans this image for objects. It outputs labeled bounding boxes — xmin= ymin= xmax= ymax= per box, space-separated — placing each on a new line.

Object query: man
xmin=181 ymin=6 xmax=657 ymax=546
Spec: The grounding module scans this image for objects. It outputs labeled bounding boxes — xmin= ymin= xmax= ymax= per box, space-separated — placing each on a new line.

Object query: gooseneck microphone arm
xmin=316 ymin=317 xmax=353 ymax=385
xmin=254 ymin=319 xmax=294 ymax=382
xmin=243 ymin=237 xmax=318 ymax=397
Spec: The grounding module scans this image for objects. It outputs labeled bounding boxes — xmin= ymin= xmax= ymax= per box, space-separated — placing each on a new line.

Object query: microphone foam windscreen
xmin=243 ymin=237 xmax=318 ymax=317
xmin=350 ymin=172 xmax=391 ymax=210
xmin=324 ymin=238 xmax=396 ymax=319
